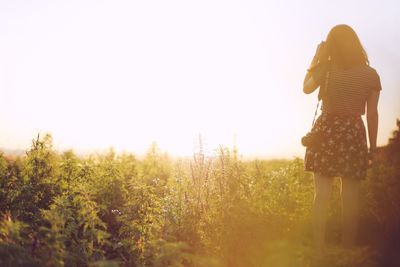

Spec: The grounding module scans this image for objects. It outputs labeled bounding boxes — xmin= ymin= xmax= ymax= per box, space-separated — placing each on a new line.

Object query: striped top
xmin=313 ymin=64 xmax=382 ymax=116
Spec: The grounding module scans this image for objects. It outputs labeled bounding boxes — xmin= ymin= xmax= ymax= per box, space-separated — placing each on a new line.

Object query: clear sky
xmin=0 ymin=0 xmax=399 ymax=158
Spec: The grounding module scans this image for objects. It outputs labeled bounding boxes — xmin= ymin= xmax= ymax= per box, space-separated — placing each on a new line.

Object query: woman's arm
xmin=303 ymin=42 xmax=326 ymax=94
xmin=366 ymin=90 xmax=380 ymax=152
xmin=303 ymin=69 xmax=319 ymax=94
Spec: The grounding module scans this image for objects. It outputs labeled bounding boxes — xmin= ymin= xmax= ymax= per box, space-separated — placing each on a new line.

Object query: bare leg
xmin=313 ymin=174 xmax=334 ymax=258
xmin=341 ymin=177 xmax=361 ymax=248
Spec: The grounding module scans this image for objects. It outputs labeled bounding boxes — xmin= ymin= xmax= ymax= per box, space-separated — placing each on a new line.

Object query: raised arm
xmin=303 ymin=59 xmax=319 ymax=94
xmin=303 ymin=41 xmax=328 ymax=94
xmin=366 ymin=90 xmax=380 ymax=153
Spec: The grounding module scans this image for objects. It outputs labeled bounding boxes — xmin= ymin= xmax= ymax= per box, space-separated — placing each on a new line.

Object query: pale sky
xmin=0 ymin=0 xmax=399 ymax=158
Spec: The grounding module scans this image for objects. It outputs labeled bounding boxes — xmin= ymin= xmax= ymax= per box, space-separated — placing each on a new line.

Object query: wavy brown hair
xmin=325 ymin=24 xmax=369 ymax=68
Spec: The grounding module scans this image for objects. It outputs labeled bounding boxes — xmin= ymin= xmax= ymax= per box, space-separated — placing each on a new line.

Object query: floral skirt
xmin=304 ymin=113 xmax=368 ymax=180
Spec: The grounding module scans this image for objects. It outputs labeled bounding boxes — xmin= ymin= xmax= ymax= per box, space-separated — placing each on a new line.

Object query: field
xmin=0 ymin=120 xmax=399 ymax=267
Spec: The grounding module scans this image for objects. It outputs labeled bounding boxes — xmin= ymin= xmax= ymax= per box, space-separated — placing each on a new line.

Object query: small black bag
xmin=301 ymin=128 xmax=323 ymax=149
xmin=301 ymin=101 xmax=323 ymax=149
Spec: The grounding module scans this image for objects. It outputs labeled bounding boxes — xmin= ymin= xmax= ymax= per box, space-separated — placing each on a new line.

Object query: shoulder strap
xmin=311 ymin=100 xmax=320 ymax=127
xmin=311 ymin=68 xmax=330 ymax=128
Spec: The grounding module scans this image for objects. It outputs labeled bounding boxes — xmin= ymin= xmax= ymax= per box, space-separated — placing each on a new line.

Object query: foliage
xmin=0 ymin=119 xmax=399 ymax=266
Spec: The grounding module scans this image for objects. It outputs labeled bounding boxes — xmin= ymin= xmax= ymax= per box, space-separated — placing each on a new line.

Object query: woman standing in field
xmin=302 ymin=24 xmax=381 ymax=258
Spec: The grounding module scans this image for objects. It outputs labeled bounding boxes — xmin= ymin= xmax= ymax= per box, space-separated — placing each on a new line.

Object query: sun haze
xmin=0 ymin=0 xmax=399 ymax=157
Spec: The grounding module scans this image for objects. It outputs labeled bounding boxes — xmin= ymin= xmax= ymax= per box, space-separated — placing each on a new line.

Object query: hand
xmin=314 ymin=41 xmax=327 ymax=62
xmin=308 ymin=41 xmax=328 ymax=71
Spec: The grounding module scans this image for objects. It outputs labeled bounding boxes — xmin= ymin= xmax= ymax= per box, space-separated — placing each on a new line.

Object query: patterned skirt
xmin=304 ymin=112 xmax=368 ymax=180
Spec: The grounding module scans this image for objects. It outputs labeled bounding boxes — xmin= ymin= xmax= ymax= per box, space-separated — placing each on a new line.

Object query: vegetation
xmin=0 ymin=120 xmax=399 ymax=267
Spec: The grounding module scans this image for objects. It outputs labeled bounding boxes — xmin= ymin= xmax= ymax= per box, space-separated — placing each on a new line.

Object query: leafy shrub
xmin=0 ymin=119 xmax=399 ymax=266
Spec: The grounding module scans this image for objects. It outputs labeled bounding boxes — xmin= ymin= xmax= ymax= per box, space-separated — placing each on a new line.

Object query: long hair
xmin=325 ymin=24 xmax=369 ymax=68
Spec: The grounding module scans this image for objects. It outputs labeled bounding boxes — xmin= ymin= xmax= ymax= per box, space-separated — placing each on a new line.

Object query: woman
xmin=302 ymin=24 xmax=381 ymax=256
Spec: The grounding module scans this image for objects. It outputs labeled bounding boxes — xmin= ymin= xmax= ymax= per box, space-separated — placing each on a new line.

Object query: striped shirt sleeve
xmin=370 ymin=69 xmax=382 ymax=91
